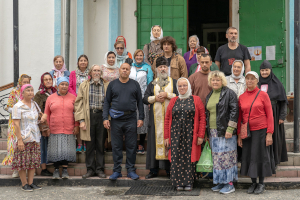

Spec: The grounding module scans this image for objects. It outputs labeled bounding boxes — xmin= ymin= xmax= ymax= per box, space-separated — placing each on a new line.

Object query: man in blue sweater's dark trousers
xmin=103 ymin=62 xmax=144 ymax=180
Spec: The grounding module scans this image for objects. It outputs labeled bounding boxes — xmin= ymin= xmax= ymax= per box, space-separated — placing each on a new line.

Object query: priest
xmin=143 ymin=57 xmax=178 ymax=179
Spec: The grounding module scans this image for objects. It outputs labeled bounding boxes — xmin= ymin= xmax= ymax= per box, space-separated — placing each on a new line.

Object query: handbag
xmin=33 ymin=102 xmax=50 ymax=137
xmin=196 ymin=141 xmax=213 ymax=173
xmin=240 ymin=90 xmax=261 ymax=139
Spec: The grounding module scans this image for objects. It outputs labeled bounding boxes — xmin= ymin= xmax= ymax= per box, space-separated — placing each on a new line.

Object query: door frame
xmin=186 ymin=0 xmax=238 ymax=46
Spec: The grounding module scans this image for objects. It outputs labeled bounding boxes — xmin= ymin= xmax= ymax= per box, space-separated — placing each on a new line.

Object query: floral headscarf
xmin=6 ymin=74 xmax=31 ymax=108
xmin=38 ymin=72 xmax=57 ymax=94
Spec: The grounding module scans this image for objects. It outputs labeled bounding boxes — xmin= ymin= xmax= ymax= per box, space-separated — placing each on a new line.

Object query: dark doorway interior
xmin=188 ymin=0 xmax=229 ymax=60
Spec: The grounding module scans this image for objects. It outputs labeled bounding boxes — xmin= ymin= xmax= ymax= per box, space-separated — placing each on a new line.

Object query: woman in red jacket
xmin=164 ymin=77 xmax=206 ymax=191
xmin=238 ymin=71 xmax=275 ymax=194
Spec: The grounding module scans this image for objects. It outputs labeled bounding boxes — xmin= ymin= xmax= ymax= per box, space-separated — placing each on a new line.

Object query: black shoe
xmin=30 ymin=183 xmax=42 ymax=190
xmin=247 ymin=183 xmax=257 ymax=194
xmin=254 ymin=183 xmax=265 ymax=194
xmin=167 ymin=173 xmax=170 ymax=179
xmin=97 ymin=171 xmax=106 ymax=178
xmin=41 ymin=169 xmax=53 ymax=176
xmin=82 ymin=170 xmax=95 ymax=179
xmin=21 ymin=184 xmax=33 ymax=192
xmin=145 ymin=172 xmax=157 ymax=179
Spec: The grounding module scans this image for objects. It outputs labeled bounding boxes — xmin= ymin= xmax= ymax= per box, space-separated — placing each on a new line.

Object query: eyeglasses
xmin=116 ymin=47 xmax=124 ymax=50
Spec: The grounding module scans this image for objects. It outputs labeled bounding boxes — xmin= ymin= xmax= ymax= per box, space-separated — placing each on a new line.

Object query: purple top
xmin=183 ymin=51 xmax=197 ymax=74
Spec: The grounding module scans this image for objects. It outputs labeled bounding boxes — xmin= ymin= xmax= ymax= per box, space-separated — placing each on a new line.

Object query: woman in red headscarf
xmin=33 ymin=72 xmax=57 ymax=176
xmin=115 ymin=36 xmax=132 ymax=59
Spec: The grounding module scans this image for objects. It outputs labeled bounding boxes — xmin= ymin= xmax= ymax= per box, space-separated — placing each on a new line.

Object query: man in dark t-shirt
xmin=215 ymin=27 xmax=251 ymax=76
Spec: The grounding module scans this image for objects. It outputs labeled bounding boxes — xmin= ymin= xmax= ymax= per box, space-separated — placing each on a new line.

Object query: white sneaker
xmin=12 ymin=170 xmax=19 ymax=178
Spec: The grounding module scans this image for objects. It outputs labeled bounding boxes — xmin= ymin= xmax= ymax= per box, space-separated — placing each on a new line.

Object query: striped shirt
xmin=89 ymin=79 xmax=104 ymax=110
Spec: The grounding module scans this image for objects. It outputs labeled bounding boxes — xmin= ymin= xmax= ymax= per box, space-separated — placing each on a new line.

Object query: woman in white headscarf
xmin=143 ymin=25 xmax=164 ymax=65
xmin=100 ymin=51 xmax=119 ymax=83
xmin=164 ymin=78 xmax=206 ymax=191
xmin=226 ymin=60 xmax=246 ymax=99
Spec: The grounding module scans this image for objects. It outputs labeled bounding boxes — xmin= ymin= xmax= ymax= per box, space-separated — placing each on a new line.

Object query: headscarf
xmin=150 ymin=25 xmax=163 ymax=42
xmin=188 ymin=35 xmax=200 ymax=60
xmin=57 ymin=77 xmax=69 ymax=88
xmin=115 ymin=36 xmax=127 ymax=47
xmin=20 ymin=84 xmax=33 ymax=100
xmin=258 ymin=60 xmax=288 ymax=103
xmin=38 ymin=72 xmax=57 ymax=94
xmin=103 ymin=51 xmax=118 ymax=69
xmin=51 ymin=64 xmax=67 ymax=78
xmin=113 ymin=42 xmax=128 ymax=66
xmin=230 ymin=60 xmax=245 ymax=80
xmin=177 ymin=78 xmax=192 ymax=100
xmin=6 ymin=74 xmax=31 ymax=108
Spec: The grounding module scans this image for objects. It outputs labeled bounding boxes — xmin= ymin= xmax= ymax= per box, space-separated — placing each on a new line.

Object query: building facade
xmin=0 ymin=0 xmax=294 ymax=119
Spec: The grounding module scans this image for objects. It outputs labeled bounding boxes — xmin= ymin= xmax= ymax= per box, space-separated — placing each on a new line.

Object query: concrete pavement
xmin=0 ymin=186 xmax=299 ymax=200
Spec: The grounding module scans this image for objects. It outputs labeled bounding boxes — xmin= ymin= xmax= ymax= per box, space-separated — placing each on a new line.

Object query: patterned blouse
xmin=226 ymin=76 xmax=246 ymax=99
xmin=100 ymin=65 xmax=119 ymax=82
xmin=12 ymin=100 xmax=41 ymax=143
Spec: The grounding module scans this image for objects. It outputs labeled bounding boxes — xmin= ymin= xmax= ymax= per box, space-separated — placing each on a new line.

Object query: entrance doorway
xmin=188 ymin=0 xmax=229 ymax=60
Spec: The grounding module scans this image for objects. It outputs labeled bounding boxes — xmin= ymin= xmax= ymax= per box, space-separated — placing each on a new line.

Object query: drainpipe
xmin=65 ymin=0 xmax=71 ymax=70
xmin=13 ymin=0 xmax=19 ymax=86
xmin=294 ymin=0 xmax=299 ymax=153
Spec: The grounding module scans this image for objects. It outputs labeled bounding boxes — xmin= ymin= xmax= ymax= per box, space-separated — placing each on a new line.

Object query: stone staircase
xmin=0 ymin=122 xmax=300 ymax=181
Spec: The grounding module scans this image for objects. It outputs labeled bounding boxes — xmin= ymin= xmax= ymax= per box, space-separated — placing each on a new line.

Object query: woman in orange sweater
xmin=44 ymin=77 xmax=79 ymax=179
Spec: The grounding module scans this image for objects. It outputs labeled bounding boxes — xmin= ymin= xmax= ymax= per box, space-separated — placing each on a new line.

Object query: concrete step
xmin=0 ymin=163 xmax=164 ymax=177
xmin=1 ymin=163 xmax=300 ymax=179
xmin=0 ymin=149 xmax=147 ymax=165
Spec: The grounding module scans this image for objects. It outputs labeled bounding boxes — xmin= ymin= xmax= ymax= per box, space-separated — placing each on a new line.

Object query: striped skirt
xmin=210 ymin=129 xmax=238 ymax=184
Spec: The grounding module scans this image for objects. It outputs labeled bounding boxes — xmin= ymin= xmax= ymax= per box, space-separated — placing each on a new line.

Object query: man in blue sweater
xmin=103 ymin=62 xmax=144 ymax=180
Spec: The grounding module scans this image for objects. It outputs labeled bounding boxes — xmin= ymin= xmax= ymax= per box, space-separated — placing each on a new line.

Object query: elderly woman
xmin=238 ymin=71 xmax=275 ymax=194
xmin=50 ymin=55 xmax=70 ymax=88
xmin=100 ymin=51 xmax=120 ymax=83
xmin=143 ymin=25 xmax=164 ymax=65
xmin=226 ymin=60 xmax=246 ymax=98
xmin=206 ymin=71 xmax=239 ymax=194
xmin=69 ymin=54 xmax=90 ymax=153
xmin=2 ymin=74 xmax=31 ymax=178
xmin=114 ymin=41 xmax=129 ymax=68
xmin=129 ymin=49 xmax=153 ymax=154
xmin=44 ymin=77 xmax=79 ymax=179
xmin=164 ymin=78 xmax=206 ymax=191
xmin=33 ymin=72 xmax=57 ymax=176
xmin=12 ymin=84 xmax=42 ymax=191
xmin=115 ymin=36 xmax=132 ymax=59
xmin=258 ymin=60 xmax=288 ymax=166
xmin=184 ymin=35 xmax=201 ymax=73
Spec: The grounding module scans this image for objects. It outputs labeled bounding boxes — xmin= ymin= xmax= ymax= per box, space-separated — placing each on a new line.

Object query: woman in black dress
xmin=164 ymin=78 xmax=206 ymax=191
xmin=258 ymin=60 xmax=288 ymax=166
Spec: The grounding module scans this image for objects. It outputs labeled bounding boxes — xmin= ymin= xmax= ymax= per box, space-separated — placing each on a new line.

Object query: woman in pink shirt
xmin=44 ymin=77 xmax=79 ymax=179
xmin=69 ymin=55 xmax=90 ymax=153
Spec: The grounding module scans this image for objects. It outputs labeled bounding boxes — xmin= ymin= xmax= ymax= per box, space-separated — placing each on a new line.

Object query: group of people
xmin=2 ymin=26 xmax=288 ymax=195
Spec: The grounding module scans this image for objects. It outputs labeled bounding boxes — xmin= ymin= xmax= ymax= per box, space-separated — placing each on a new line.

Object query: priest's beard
xmin=156 ymin=71 xmax=169 ymax=92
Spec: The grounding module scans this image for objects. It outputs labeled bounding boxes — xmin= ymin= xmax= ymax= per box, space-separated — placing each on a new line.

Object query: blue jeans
xmin=40 ymin=136 xmax=48 ymax=164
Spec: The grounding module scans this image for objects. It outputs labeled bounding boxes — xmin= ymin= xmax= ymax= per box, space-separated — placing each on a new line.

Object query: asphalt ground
xmin=0 ymin=186 xmax=299 ymax=200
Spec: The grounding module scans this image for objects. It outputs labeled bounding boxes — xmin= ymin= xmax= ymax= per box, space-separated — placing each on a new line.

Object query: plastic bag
xmin=196 ymin=141 xmax=213 ymax=172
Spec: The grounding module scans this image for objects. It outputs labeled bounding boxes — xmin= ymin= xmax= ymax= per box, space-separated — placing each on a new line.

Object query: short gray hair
xmin=226 ymin=27 xmax=238 ymax=34
xmin=88 ymin=64 xmax=101 ymax=76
